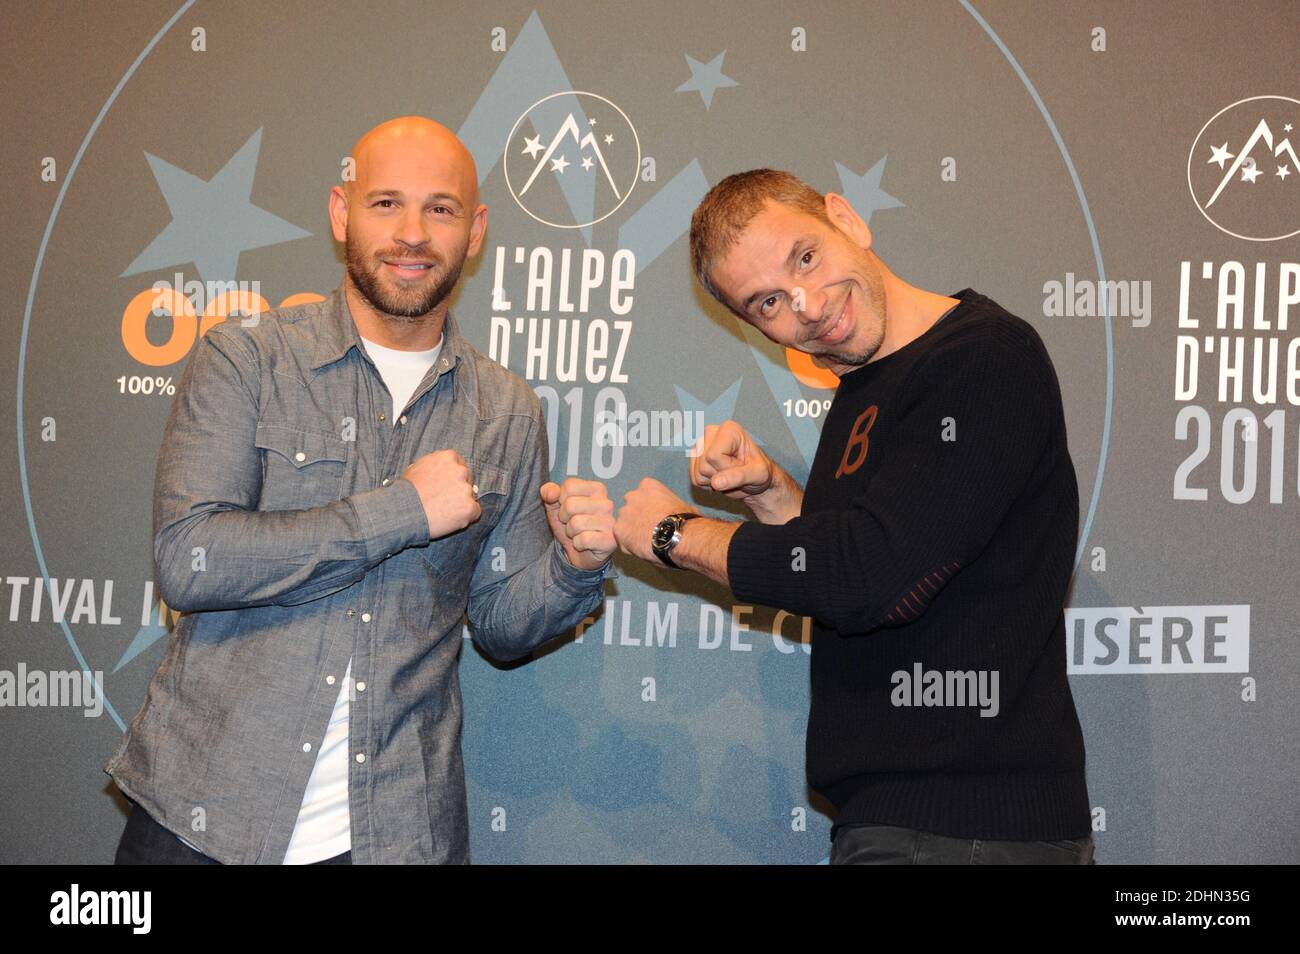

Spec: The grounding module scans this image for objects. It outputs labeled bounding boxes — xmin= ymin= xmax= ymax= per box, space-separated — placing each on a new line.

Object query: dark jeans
xmin=831 ymin=822 xmax=1096 ymax=865
xmin=114 ymin=801 xmax=352 ymax=865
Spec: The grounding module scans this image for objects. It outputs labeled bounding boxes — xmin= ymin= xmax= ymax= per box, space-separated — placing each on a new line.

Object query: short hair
xmin=689 ymin=169 xmax=831 ymax=312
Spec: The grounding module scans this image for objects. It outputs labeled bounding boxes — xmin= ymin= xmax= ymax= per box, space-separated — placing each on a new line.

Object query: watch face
xmin=652 ymin=517 xmax=677 ymax=550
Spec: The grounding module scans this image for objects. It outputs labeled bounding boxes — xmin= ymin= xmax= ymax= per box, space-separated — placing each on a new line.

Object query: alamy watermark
xmin=50 ymin=884 xmax=150 ymax=934
xmin=0 ymin=665 xmax=104 ymax=717
xmin=890 ymin=663 xmax=1000 ymax=717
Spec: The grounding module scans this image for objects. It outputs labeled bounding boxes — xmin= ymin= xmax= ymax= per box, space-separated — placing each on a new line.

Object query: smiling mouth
xmin=383 ymin=259 xmax=436 ymax=278
xmin=811 ymin=295 xmax=851 ymax=345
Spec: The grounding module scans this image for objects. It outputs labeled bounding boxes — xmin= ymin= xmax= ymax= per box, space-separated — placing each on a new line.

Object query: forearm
xmin=154 ymin=480 xmax=428 ymax=612
xmin=671 ymin=517 xmax=742 ymax=588
xmin=744 ymin=465 xmax=804 ymax=524
xmin=468 ymin=538 xmax=609 ymax=660
xmin=726 ymin=506 xmax=964 ymax=635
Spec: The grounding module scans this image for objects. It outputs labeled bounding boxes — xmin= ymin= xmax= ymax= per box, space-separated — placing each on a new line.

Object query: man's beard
xmin=345 ymin=234 xmax=466 ymax=321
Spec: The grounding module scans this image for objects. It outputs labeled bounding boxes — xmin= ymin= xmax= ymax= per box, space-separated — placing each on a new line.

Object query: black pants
xmin=114 ymin=801 xmax=352 ymax=865
xmin=831 ymin=822 xmax=1096 ymax=864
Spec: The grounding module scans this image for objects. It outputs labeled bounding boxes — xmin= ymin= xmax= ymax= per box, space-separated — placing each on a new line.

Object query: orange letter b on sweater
xmin=835 ymin=405 xmax=878 ymax=479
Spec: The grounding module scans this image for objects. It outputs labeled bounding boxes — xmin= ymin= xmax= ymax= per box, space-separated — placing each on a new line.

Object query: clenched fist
xmin=402 ymin=449 xmax=482 ymax=540
xmin=540 ymin=477 xmax=616 ymax=570
xmin=690 ymin=420 xmax=803 ymax=524
xmin=691 ymin=420 xmax=775 ymax=499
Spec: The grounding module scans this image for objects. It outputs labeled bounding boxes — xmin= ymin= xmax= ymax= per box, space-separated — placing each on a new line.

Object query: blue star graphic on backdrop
xmin=114 ymin=619 xmax=169 ymax=673
xmin=675 ymin=51 xmax=739 ymax=109
xmin=834 ymin=157 xmax=904 ymax=224
xmin=663 ymin=379 xmax=751 ymax=453
xmin=122 ymin=127 xmax=310 ymax=284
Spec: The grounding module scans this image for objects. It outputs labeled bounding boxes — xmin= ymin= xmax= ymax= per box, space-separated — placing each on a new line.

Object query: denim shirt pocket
xmin=254 ymin=422 xmax=351 ymax=511
xmin=417 ymin=457 xmax=512 ymax=582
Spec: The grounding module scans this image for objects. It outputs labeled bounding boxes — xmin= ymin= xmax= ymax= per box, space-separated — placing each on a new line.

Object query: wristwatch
xmin=652 ymin=513 xmax=700 ymax=568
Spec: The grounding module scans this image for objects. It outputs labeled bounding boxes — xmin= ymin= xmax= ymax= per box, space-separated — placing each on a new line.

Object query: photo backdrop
xmin=1 ymin=0 xmax=1297 ymax=863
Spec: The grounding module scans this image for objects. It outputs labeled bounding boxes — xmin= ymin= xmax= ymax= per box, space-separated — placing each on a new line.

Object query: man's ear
xmin=467 ymin=203 xmax=488 ymax=257
xmin=328 ymin=185 xmax=349 ymax=244
xmin=824 ymin=192 xmax=873 ymax=251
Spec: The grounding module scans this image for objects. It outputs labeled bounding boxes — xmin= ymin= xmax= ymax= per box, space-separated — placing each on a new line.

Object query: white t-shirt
xmin=281 ymin=332 xmax=442 ymax=864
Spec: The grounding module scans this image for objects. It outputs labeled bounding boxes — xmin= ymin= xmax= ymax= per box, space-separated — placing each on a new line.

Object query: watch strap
xmin=653 ymin=512 xmax=700 ymax=568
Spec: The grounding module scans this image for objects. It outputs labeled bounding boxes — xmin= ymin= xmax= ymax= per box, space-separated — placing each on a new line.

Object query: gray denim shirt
xmin=104 ymin=287 xmax=610 ymax=864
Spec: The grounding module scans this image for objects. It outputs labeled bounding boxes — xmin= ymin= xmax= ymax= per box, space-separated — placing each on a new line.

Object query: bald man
xmin=105 ymin=117 xmax=616 ymax=865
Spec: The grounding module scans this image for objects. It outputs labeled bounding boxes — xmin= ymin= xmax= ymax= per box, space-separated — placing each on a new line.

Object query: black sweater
xmin=727 ymin=289 xmax=1090 ymax=840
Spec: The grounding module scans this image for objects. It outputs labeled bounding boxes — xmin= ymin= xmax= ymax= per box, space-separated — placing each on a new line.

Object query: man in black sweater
xmin=612 ymin=169 xmax=1094 ymax=864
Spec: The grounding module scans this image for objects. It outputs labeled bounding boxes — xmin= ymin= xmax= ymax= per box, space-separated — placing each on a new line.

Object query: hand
xmin=689 ymin=420 xmax=801 ymax=524
xmin=401 ymin=449 xmax=482 ymax=540
xmin=614 ymin=477 xmax=696 ymax=562
xmin=540 ymin=478 xmax=616 ymax=570
xmin=691 ymin=420 xmax=776 ymax=498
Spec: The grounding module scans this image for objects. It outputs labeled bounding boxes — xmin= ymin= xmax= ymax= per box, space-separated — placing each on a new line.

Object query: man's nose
xmin=794 ymin=285 xmax=827 ymax=323
xmin=393 ymin=208 xmax=431 ymax=248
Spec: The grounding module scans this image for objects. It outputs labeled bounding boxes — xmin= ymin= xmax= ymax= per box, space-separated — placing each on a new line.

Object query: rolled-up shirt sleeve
xmin=465 ymin=402 xmax=612 ymax=661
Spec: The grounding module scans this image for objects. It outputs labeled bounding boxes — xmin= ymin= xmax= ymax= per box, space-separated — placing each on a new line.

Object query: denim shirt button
xmin=302 ymin=742 xmax=311 ymax=752
xmin=356 ymin=682 xmax=366 ymax=692
xmin=326 ymin=675 xmax=335 ymax=685
xmin=355 ymin=753 xmax=366 ymax=764
xmin=361 ymin=612 xmax=372 ymax=623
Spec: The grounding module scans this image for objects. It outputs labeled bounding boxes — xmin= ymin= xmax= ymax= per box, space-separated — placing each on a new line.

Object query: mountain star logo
xmin=504 ymin=91 xmax=641 ymax=229
xmin=1188 ymin=95 xmax=1300 ymax=241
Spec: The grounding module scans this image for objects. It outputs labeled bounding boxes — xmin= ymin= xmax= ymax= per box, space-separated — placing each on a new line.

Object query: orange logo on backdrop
xmin=121 ymin=290 xmax=326 ymax=366
xmin=784 ymin=347 xmax=840 ymax=389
